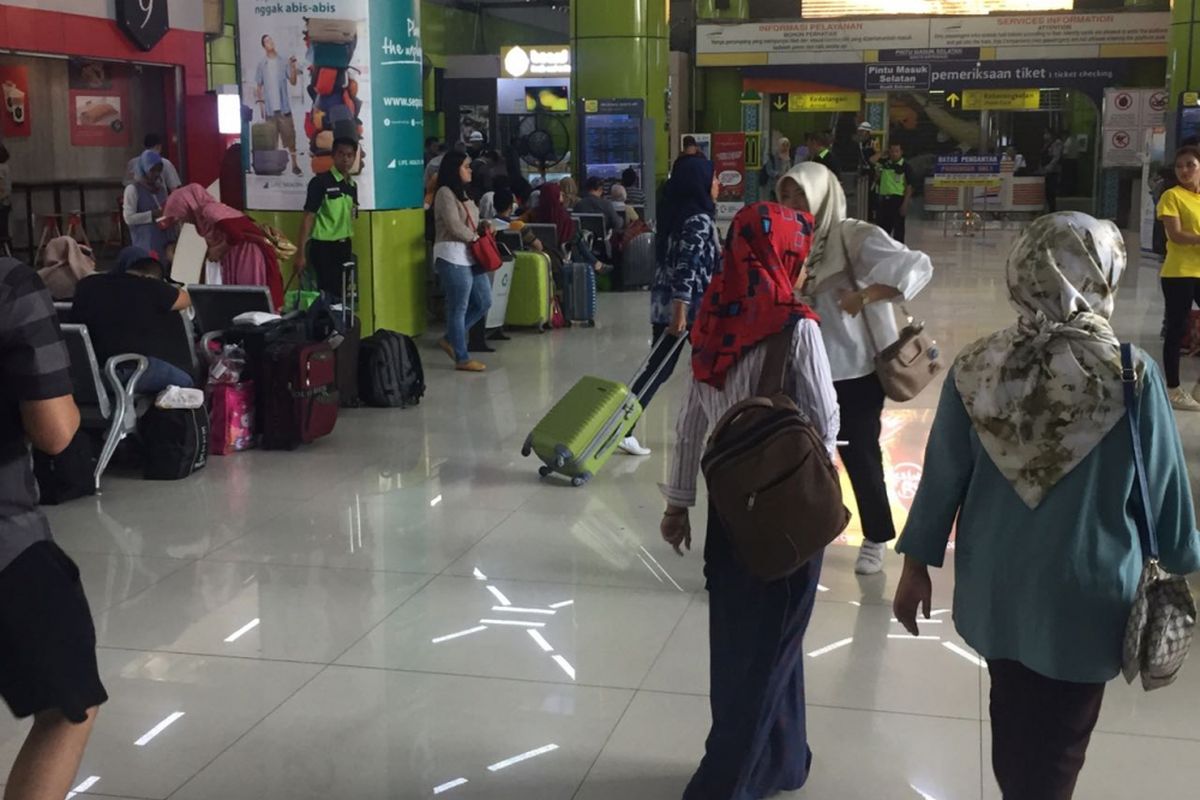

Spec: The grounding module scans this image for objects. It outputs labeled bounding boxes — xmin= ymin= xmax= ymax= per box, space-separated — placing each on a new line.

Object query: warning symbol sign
xmin=1114 ymin=92 xmax=1134 ymax=111
xmin=1112 ymin=131 xmax=1131 ymax=149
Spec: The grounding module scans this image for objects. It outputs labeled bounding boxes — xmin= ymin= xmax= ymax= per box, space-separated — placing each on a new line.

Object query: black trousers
xmin=835 ymin=374 xmax=896 ymax=544
xmin=631 ymin=324 xmax=688 ymax=411
xmin=1161 ymin=277 xmax=1200 ymax=387
xmin=1045 ymin=172 xmax=1060 ymax=213
xmin=988 ymin=659 xmax=1105 ymax=800
xmin=876 ymin=196 xmax=906 ymax=243
xmin=308 ymin=238 xmax=353 ymax=301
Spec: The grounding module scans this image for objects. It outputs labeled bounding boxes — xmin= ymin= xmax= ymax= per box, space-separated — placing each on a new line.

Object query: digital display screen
xmin=525 ymin=86 xmax=570 ymax=114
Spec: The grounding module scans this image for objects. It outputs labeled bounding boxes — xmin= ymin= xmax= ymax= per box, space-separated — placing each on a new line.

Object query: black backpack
xmin=140 ymin=406 xmax=209 ymax=480
xmin=33 ymin=431 xmax=97 ymax=505
xmin=358 ymin=330 xmax=425 ymax=408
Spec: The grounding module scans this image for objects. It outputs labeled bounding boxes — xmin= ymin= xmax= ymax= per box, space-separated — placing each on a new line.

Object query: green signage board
xmin=368 ymin=0 xmax=424 ymax=210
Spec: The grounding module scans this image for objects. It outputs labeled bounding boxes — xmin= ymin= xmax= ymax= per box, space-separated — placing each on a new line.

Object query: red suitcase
xmin=260 ymin=341 xmax=339 ymax=450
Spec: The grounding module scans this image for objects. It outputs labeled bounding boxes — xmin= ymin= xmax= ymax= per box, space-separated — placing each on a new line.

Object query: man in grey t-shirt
xmin=0 ymin=258 xmax=106 ymax=798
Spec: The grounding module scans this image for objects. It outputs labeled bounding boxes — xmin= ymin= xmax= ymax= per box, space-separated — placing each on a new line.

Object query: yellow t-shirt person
xmin=1157 ymin=185 xmax=1200 ymax=278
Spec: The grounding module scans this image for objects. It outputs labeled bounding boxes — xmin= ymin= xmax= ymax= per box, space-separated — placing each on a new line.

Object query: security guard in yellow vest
xmin=876 ymin=142 xmax=913 ymax=243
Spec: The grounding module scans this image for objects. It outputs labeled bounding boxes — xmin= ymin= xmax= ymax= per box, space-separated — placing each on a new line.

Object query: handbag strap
xmin=1121 ymin=343 xmax=1160 ymax=562
xmin=839 ymin=222 xmax=916 ymax=357
xmin=756 ymin=324 xmax=796 ymax=397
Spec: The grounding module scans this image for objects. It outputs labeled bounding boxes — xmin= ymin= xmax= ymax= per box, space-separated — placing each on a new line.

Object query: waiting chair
xmin=573 ymin=213 xmax=611 ymax=260
xmin=187 ymin=285 xmax=273 ymax=334
xmin=53 ymin=302 xmax=73 ymax=322
xmin=60 ymin=324 xmax=147 ymax=492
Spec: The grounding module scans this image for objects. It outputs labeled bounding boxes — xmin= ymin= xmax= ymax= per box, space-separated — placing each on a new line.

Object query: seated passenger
xmin=37 ymin=236 xmax=96 ymax=300
xmin=490 ymin=189 xmax=524 ymax=232
xmin=71 ymin=247 xmax=194 ymax=393
xmin=609 ymin=184 xmax=639 ymax=228
xmin=528 ymin=183 xmax=607 ymax=273
xmin=573 ymin=176 xmax=624 ymax=233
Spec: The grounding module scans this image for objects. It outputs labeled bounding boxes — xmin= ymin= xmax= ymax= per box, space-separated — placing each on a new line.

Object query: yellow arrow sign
xmin=787 ymin=92 xmax=861 ymax=113
xmin=962 ymin=88 xmax=1040 ymax=111
xmin=946 ymin=92 xmax=961 ymax=109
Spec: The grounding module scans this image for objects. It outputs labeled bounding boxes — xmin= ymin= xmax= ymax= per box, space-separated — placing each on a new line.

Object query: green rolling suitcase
xmin=506 ymin=250 xmax=552 ymax=331
xmin=522 ymin=335 xmax=687 ymax=486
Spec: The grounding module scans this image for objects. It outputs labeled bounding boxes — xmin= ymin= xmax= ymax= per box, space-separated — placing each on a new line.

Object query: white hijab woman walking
xmin=777 ymin=162 xmax=933 ymax=574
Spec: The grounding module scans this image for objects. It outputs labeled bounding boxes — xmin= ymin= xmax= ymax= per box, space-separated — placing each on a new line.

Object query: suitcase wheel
xmin=538 ymin=465 xmax=552 ymax=479
xmin=571 ymin=473 xmax=591 ymax=488
xmin=521 ymin=436 xmax=532 ymax=458
xmin=587 ymin=320 xmax=596 ymax=328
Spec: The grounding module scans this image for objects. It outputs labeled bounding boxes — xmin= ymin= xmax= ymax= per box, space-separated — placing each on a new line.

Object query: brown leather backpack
xmin=701 ymin=328 xmax=850 ymax=582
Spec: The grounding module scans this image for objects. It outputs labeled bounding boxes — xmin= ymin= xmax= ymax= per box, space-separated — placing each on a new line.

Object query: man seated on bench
xmin=72 ymin=247 xmax=194 ymax=393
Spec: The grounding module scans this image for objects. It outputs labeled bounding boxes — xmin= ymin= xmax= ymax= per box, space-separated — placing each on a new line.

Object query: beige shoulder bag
xmin=841 ymin=224 xmax=942 ymax=402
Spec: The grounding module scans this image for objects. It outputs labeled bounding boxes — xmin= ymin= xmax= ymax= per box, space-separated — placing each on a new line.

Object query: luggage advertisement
xmin=236 ymin=0 xmax=424 ymax=211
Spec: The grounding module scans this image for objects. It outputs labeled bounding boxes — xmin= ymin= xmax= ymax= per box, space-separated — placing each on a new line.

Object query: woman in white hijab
xmin=894 ymin=213 xmax=1200 ymax=799
xmin=777 ymin=162 xmax=933 ymax=574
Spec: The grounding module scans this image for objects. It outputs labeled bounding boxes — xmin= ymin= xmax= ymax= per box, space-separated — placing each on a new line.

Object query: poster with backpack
xmin=236 ymin=0 xmax=424 ymax=212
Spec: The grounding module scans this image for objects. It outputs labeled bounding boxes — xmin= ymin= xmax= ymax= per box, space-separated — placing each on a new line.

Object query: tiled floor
xmin=3 ymin=220 xmax=1200 ymax=799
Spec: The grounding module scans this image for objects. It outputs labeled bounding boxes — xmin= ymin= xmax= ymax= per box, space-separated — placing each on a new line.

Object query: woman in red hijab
xmin=529 ymin=182 xmax=605 ymax=271
xmin=659 ymin=202 xmax=841 ymax=800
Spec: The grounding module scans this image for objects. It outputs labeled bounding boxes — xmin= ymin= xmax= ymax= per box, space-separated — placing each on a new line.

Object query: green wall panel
xmin=697 ymin=68 xmax=742 ymax=135
xmin=421 ymin=1 xmax=564 ymax=58
xmin=572 ymin=0 xmax=666 ymax=40
xmin=247 ymin=210 xmax=425 ymax=336
xmin=371 ymin=210 xmax=427 ymax=337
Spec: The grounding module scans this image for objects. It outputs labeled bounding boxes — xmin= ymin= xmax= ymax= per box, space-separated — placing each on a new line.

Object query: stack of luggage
xmin=304 ymin=18 xmax=365 ymax=175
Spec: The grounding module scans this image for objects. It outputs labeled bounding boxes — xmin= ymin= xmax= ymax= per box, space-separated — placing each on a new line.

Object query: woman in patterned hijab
xmin=894 ymin=211 xmax=1200 ymax=799
xmin=955 ymin=212 xmax=1133 ymax=507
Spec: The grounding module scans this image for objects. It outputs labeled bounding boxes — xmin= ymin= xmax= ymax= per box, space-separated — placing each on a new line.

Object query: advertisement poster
xmin=459 ymin=105 xmax=490 ymax=148
xmin=236 ymin=0 xmax=424 ymax=211
xmin=712 ymin=132 xmax=745 ymax=203
xmin=0 ymin=66 xmax=30 ymax=138
xmin=68 ymin=61 xmax=130 ymax=148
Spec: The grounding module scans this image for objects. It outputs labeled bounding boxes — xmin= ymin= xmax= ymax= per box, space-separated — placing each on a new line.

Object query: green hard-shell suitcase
xmin=522 ymin=335 xmax=687 ymax=486
xmin=506 ymin=250 xmax=553 ymax=331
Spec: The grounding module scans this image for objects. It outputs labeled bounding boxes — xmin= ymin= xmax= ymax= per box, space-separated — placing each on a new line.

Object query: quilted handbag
xmin=1119 ymin=344 xmax=1197 ymax=691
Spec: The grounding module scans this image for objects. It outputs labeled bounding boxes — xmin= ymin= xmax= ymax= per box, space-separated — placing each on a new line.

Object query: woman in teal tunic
xmin=894 ymin=212 xmax=1200 ymax=800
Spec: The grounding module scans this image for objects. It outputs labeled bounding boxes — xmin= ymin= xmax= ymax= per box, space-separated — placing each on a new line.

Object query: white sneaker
xmin=854 ymin=541 xmax=887 ymax=575
xmin=618 ymin=436 xmax=652 ymax=456
xmin=1169 ymin=387 xmax=1200 ymax=412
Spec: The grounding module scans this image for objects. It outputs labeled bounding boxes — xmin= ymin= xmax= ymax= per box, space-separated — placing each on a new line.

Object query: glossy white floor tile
xmin=337 ymin=575 xmax=691 ymax=688
xmin=6 ymin=222 xmax=1200 ymax=798
xmin=94 ymin=561 xmax=431 ymax=662
xmin=170 ymin=667 xmax=633 ymax=800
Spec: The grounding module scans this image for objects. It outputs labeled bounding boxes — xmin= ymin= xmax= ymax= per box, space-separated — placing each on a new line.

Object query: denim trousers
xmin=120 ymin=357 xmax=195 ymax=394
xmin=436 ymin=258 xmax=492 ymax=362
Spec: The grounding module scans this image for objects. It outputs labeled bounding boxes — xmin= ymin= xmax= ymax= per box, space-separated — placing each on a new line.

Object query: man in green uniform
xmin=876 ymin=142 xmax=913 ymax=243
xmin=295 ymin=137 xmax=358 ymax=300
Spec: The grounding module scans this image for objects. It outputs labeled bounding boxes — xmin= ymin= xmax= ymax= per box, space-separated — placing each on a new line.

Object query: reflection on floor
xmin=3 ymin=221 xmax=1200 ymax=799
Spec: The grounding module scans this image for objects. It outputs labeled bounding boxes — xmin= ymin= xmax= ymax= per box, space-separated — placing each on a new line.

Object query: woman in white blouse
xmin=778 ymin=162 xmax=934 ymax=575
xmin=660 ymin=203 xmax=839 ymax=798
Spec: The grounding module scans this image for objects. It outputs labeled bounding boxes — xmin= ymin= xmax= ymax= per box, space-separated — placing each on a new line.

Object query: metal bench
xmin=187 ymin=285 xmax=274 ymax=334
xmin=60 ymin=324 xmax=147 ymax=492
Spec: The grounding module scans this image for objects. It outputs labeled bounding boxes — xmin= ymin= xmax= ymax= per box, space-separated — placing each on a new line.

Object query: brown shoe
xmin=437 ymin=338 xmax=456 ymax=363
xmin=455 ymin=359 xmax=487 ymax=372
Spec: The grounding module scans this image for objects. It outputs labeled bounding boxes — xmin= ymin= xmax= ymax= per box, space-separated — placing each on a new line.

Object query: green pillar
xmin=571 ymin=0 xmax=670 ymax=182
xmin=1168 ymin=0 xmax=1200 ymax=152
xmin=696 ymin=0 xmax=749 ymax=19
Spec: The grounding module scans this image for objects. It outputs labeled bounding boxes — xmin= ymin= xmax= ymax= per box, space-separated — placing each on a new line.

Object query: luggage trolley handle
xmin=628 ymin=331 xmax=690 ymax=406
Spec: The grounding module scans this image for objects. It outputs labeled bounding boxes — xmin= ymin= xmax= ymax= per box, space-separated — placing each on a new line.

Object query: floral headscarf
xmin=954 ymin=212 xmax=1138 ymax=509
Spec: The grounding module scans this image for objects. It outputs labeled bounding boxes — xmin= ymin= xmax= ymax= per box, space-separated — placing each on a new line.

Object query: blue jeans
xmin=120 ymin=357 xmax=195 ymax=394
xmin=436 ymin=258 xmax=492 ymax=362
